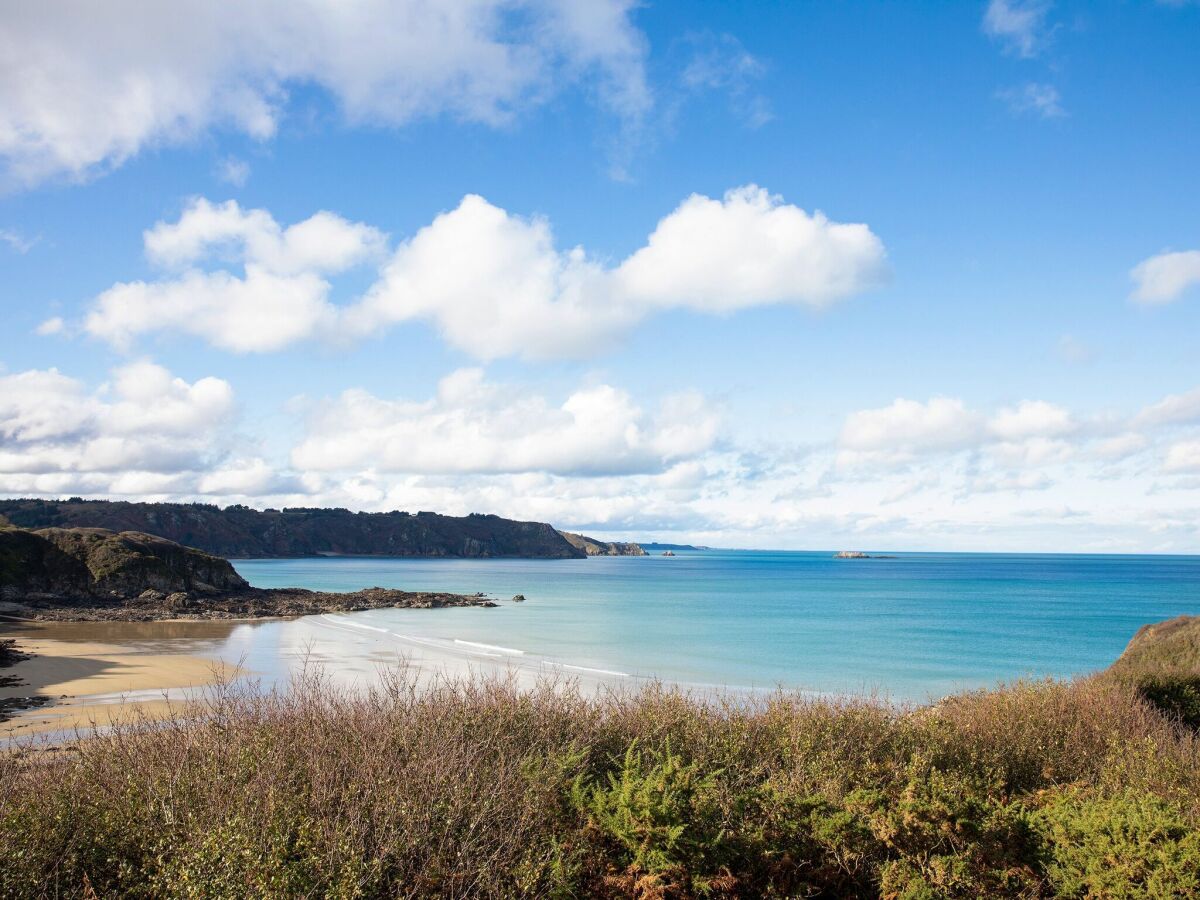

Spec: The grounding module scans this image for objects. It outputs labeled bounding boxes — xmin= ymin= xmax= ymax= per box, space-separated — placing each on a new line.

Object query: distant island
xmin=640 ymin=542 xmax=711 ymax=552
xmin=0 ymin=498 xmax=585 ymax=560
xmin=833 ymin=550 xmax=898 ymax=559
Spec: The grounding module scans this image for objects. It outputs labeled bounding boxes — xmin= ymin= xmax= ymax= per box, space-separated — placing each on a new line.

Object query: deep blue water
xmin=232 ymin=550 xmax=1200 ymax=702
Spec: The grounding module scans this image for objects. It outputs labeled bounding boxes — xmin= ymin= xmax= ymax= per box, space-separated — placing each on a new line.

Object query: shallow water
xmin=221 ymin=550 xmax=1200 ymax=703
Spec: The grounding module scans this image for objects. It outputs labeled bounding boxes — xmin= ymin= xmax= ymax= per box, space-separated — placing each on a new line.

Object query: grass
xmin=2 ymin=661 xmax=1199 ymax=898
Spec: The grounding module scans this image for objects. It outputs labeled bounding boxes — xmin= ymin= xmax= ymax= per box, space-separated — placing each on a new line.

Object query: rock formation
xmin=557 ymin=531 xmax=648 ymax=556
xmin=1 ymin=525 xmax=248 ymax=602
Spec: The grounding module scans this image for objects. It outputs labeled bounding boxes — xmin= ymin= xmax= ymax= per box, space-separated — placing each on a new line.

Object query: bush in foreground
xmin=1 ymin=670 xmax=1199 ymax=898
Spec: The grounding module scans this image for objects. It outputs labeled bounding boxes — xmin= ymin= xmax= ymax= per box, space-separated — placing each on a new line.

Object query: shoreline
xmin=0 ymin=610 xmax=639 ymax=741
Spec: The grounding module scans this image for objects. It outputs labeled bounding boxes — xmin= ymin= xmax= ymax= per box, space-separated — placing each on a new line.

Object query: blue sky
xmin=1 ymin=0 xmax=1199 ymax=551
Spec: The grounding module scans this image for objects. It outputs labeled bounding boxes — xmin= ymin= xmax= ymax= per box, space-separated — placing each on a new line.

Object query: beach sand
xmin=1 ymin=619 xmax=242 ymax=739
xmin=1 ymin=614 xmax=631 ymax=741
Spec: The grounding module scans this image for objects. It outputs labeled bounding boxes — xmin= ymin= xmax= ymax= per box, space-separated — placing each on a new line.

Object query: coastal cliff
xmin=0 ymin=524 xmax=499 ymax=620
xmin=0 ymin=499 xmax=584 ymax=560
xmin=558 ymin=531 xmax=647 ymax=556
xmin=0 ymin=524 xmax=248 ymax=601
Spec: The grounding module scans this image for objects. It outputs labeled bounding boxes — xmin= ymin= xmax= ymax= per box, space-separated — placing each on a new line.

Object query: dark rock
xmin=1 ymin=525 xmax=248 ymax=604
xmin=511 ymin=594 xmax=526 ymax=602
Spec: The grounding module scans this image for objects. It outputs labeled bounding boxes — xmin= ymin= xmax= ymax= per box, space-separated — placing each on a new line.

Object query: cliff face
xmin=0 ymin=525 xmax=248 ymax=602
xmin=558 ymin=531 xmax=647 ymax=557
xmin=0 ymin=500 xmax=585 ymax=560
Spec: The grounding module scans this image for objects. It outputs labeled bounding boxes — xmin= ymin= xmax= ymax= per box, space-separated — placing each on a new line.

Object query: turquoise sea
xmin=227 ymin=550 xmax=1200 ymax=703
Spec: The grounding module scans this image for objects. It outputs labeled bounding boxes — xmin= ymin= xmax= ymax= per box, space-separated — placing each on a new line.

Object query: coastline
xmin=0 ymin=611 xmax=633 ymax=740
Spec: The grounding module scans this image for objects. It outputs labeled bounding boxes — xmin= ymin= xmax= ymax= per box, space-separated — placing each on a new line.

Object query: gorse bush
xmin=1 ymin=669 xmax=1199 ymax=898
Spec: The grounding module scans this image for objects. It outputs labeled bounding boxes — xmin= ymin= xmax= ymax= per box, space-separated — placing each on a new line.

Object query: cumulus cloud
xmin=987 ymin=400 xmax=1074 ymax=441
xmin=839 ymin=397 xmax=984 ymax=456
xmin=292 ymin=368 xmax=720 ymax=476
xmin=0 ymin=0 xmax=649 ymax=187
xmin=983 ymin=0 xmax=1052 ymax=57
xmin=1130 ymin=249 xmax=1200 ymax=304
xmin=86 ymin=187 xmax=887 ymax=359
xmin=0 ymin=362 xmax=235 ymax=485
xmin=838 ymin=396 xmax=1085 ymax=470
xmin=85 ymin=198 xmax=385 ymax=352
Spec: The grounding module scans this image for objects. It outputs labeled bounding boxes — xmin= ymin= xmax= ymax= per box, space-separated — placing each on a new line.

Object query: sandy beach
xmin=0 ymin=612 xmax=630 ymax=741
xmin=0 ymin=619 xmax=243 ymax=739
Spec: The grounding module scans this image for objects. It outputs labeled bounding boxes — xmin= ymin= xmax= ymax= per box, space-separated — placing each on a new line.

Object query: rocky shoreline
xmin=1 ymin=586 xmax=501 ymax=623
xmin=0 ymin=638 xmax=52 ymax=722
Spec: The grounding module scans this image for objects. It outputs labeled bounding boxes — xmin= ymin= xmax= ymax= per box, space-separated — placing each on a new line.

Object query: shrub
xmin=1032 ymin=790 xmax=1200 ymax=898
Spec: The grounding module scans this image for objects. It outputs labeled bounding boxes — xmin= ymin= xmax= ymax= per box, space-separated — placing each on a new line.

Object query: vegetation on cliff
xmin=0 ymin=499 xmax=584 ymax=560
xmin=2 ymin=617 xmax=1199 ymax=898
xmin=0 ymin=525 xmax=501 ymax=621
xmin=559 ymin=530 xmax=648 ymax=557
xmin=0 ymin=524 xmax=247 ymax=602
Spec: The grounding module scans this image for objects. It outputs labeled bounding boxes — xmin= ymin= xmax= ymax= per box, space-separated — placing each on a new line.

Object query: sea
xmin=219 ymin=549 xmax=1200 ymax=704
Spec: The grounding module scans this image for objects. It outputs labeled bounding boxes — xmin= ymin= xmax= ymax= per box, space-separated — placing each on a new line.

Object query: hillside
xmin=0 ymin=499 xmax=584 ymax=560
xmin=558 ymin=530 xmax=647 ymax=556
xmin=0 ymin=524 xmax=248 ymax=602
xmin=1109 ymin=615 xmax=1200 ymax=677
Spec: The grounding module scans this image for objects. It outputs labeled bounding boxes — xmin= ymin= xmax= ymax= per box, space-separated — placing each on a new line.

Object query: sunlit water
xmin=214 ymin=550 xmax=1200 ymax=703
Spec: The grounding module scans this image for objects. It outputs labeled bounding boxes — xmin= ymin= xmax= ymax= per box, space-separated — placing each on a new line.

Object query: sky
xmin=1 ymin=0 xmax=1199 ymax=553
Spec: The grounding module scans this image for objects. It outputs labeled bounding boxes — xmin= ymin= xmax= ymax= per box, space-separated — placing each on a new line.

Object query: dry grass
xmin=1 ymin=668 xmax=1198 ymax=898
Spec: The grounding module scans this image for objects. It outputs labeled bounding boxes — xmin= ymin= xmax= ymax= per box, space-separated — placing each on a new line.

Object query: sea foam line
xmin=454 ymin=639 xmax=525 ymax=655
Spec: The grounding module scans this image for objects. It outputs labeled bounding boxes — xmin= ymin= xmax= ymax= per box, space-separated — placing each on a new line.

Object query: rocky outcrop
xmin=832 ymin=551 xmax=897 ymax=560
xmin=0 ymin=524 xmax=505 ymax=621
xmin=19 ymin=586 xmax=500 ymax=622
xmin=558 ymin=531 xmax=647 ymax=557
xmin=1 ymin=525 xmax=248 ymax=604
xmin=0 ymin=499 xmax=584 ymax=559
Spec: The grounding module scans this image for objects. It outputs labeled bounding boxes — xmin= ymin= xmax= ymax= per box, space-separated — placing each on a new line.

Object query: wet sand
xmin=0 ymin=619 xmax=242 ymax=739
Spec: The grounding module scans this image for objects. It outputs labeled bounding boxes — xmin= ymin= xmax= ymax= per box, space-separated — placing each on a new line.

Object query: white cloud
xmin=983 ymin=0 xmax=1052 ymax=57
xmin=987 ymin=400 xmax=1074 ymax=441
xmin=1130 ymin=249 xmax=1200 ymax=304
xmin=0 ymin=228 xmax=37 ymax=253
xmin=85 ymin=198 xmax=384 ymax=352
xmin=615 ymin=186 xmax=887 ymax=312
xmin=1093 ymin=433 xmax=1149 ymax=461
xmin=839 ymin=397 xmax=983 ymax=456
xmin=143 ymin=197 xmax=385 ymax=274
xmin=34 ymin=316 xmax=64 ymax=336
xmin=0 ymin=362 xmax=234 ymax=482
xmin=87 ymin=187 xmax=886 ymax=359
xmin=0 ymin=0 xmax=649 ymax=187
xmin=215 ymin=156 xmax=250 ymax=187
xmin=1164 ymin=440 xmax=1200 ymax=473
xmin=679 ymin=33 xmax=772 ymax=128
xmin=997 ymin=82 xmax=1064 ymax=118
xmin=1135 ymin=386 xmax=1200 ymax=428
xmin=291 ymin=368 xmax=720 ymax=476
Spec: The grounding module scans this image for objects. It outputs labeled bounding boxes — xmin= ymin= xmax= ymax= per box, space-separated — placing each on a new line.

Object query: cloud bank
xmin=82 ymin=187 xmax=887 ymax=359
xmin=0 ymin=0 xmax=649 ymax=186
